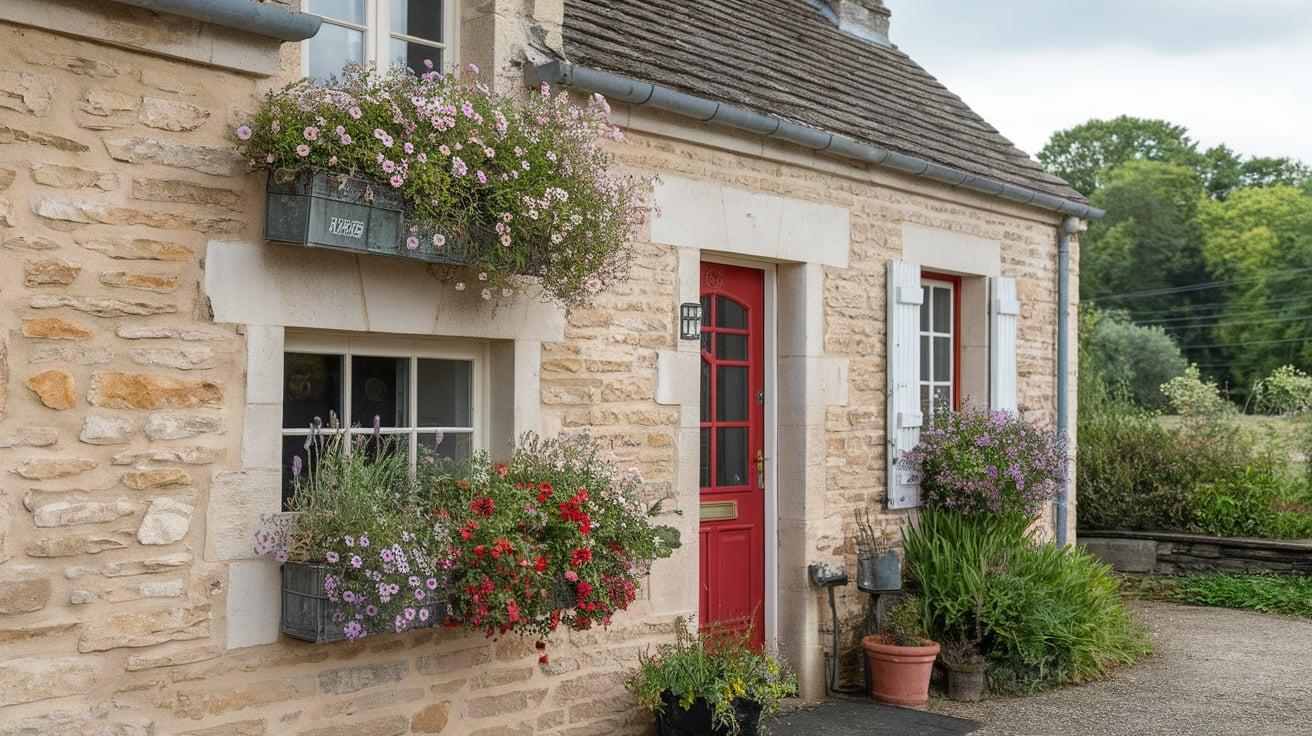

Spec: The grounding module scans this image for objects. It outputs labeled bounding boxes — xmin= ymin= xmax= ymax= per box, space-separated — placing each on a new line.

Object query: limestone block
xmin=0 ymin=656 xmax=98 ymax=706
xmin=0 ymin=123 xmax=88 ymax=152
xmin=14 ymin=457 xmax=97 ymax=479
xmin=89 ymin=372 xmax=222 ymax=409
xmin=0 ymin=621 xmax=77 ymax=645
xmin=99 ymin=552 xmax=191 ymax=578
xmin=132 ymin=177 xmax=240 ymax=209
xmin=32 ymin=499 xmax=135 ymax=528
xmin=23 ymin=257 xmax=80 ymax=286
xmin=101 ymin=271 xmax=180 ymax=292
xmin=30 ymin=162 xmax=116 ymax=190
xmin=0 ymin=577 xmax=50 ymax=614
xmin=81 ymin=236 xmax=193 ymax=261
xmin=77 ymin=604 xmax=210 ymax=652
xmin=0 ymin=166 xmax=13 ymax=189
xmin=0 ymin=708 xmax=97 ymax=736
xmin=0 ymin=70 xmax=56 ymax=116
xmin=118 ymin=325 xmax=226 ymax=341
xmin=112 ymin=446 xmax=222 ymax=465
xmin=125 ymin=644 xmax=221 ymax=671
xmin=318 ymin=661 xmax=410 ymax=695
xmin=4 ymin=234 xmax=58 ymax=250
xmin=207 ymin=468 xmax=279 ymax=561
xmin=1079 ymin=537 xmax=1158 ymax=573
xmin=31 ymin=294 xmax=177 ymax=317
xmin=121 ymin=468 xmax=190 ymax=489
xmin=412 ymin=702 xmax=450 ymax=733
xmin=26 ymin=530 xmax=133 ymax=557
xmin=131 ymin=346 xmax=219 ymax=370
xmin=0 ymin=426 xmax=57 ymax=447
xmin=30 ymin=346 xmax=115 ymax=365
xmin=104 ymin=137 xmax=243 ymax=176
xmin=295 ymin=716 xmax=408 ymax=736
xmin=26 ymin=369 xmax=76 ymax=409
xmin=137 ymin=497 xmax=194 ymax=545
xmin=21 ymin=317 xmax=94 ymax=340
xmin=80 ymin=415 xmax=134 ymax=444
xmin=226 ymin=558 xmax=280 ymax=649
xmin=78 ymin=86 xmax=135 ymax=129
xmin=33 ymin=197 xmax=242 ymax=233
xmin=138 ymin=97 xmax=209 ymax=131
xmin=145 ymin=411 xmax=226 ymax=440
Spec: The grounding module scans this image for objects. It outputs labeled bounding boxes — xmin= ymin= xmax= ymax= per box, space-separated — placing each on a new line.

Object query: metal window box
xmin=281 ymin=561 xmax=446 ymax=643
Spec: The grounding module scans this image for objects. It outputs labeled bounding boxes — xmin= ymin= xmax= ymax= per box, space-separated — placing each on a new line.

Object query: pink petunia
xmin=432 ymin=233 xmax=446 ymax=247
xmin=349 ymin=106 xmax=363 ymax=119
xmin=390 ymin=174 xmax=403 ymax=188
xmin=235 ymin=124 xmax=252 ymax=140
xmin=296 ymin=144 xmax=310 ymax=157
xmin=405 ymin=236 xmax=419 ymax=250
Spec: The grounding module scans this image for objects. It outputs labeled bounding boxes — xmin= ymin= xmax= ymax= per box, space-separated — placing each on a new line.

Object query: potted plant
xmin=627 ymin=621 xmax=797 ymax=736
xmin=255 ymin=417 xmax=449 ymax=642
xmin=861 ymin=596 xmax=939 ymax=707
xmin=419 ymin=432 xmax=681 ymax=640
xmin=855 ymin=509 xmax=901 ymax=593
xmin=238 ymin=63 xmax=651 ymax=307
xmin=939 ymin=636 xmax=986 ymax=702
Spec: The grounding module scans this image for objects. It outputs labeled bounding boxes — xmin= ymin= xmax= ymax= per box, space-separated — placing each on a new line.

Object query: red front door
xmin=699 ymin=262 xmax=765 ymax=648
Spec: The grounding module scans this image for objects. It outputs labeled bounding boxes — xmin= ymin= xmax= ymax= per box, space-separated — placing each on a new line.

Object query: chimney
xmin=822 ymin=0 xmax=893 ymax=47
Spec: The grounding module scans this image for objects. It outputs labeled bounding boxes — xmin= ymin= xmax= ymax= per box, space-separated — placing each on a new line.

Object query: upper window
xmin=281 ymin=333 xmax=485 ymax=508
xmin=919 ymin=274 xmax=960 ymax=419
xmin=303 ymin=0 xmax=456 ymax=82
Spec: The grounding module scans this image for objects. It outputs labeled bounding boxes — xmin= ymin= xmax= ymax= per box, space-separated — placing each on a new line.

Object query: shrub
xmin=1172 ymin=574 xmax=1312 ymax=617
xmin=627 ymin=621 xmax=797 ymax=736
xmin=903 ymin=510 xmax=1149 ymax=694
xmin=1083 ymin=310 xmax=1187 ymax=410
xmin=1253 ymin=365 xmax=1312 ymax=416
xmin=239 ymin=64 xmax=648 ymax=306
xmin=422 ymin=433 xmax=680 ymax=637
xmin=1190 ymin=466 xmax=1312 ymax=539
xmin=1160 ymin=364 xmax=1230 ymax=417
xmin=902 ymin=405 xmax=1066 ymax=520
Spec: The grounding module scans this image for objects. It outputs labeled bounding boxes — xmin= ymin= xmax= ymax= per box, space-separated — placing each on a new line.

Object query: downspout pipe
xmin=528 ymin=61 xmax=1106 ymax=221
xmin=1055 ymin=216 xmax=1086 ymax=547
xmin=111 ymin=0 xmax=321 ymax=41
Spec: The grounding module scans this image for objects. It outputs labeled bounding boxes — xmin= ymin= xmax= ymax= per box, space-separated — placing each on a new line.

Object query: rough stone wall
xmin=0 ymin=9 xmax=1073 ymax=736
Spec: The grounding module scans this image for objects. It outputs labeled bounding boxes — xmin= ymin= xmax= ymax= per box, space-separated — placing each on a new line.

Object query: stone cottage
xmin=0 ymin=0 xmax=1097 ymax=733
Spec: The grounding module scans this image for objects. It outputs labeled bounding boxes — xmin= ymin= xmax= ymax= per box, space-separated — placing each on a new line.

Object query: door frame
xmin=700 ymin=254 xmax=778 ymax=645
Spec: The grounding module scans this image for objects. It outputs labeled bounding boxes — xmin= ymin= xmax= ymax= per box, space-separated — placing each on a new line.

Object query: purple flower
xmin=476 ymin=170 xmax=488 ymax=184
xmin=235 ymin=124 xmax=252 ymax=140
xmin=340 ymin=133 xmax=352 ymax=145
xmin=366 ymin=605 xmax=379 ymax=616
xmin=350 ymin=555 xmax=363 ymax=569
xmin=451 ymin=156 xmax=467 ymax=176
xmin=326 ymin=551 xmax=340 ymax=563
xmin=349 ymin=106 xmax=363 ymax=119
xmin=359 ymin=534 xmax=370 ymax=548
xmin=426 ymin=577 xmax=438 ymax=590
xmin=343 ymin=590 xmax=357 ymax=603
xmin=291 ymin=454 xmax=303 ymax=480
xmin=432 ymin=233 xmax=446 ymax=247
xmin=418 ymin=607 xmax=430 ymax=622
xmin=303 ymin=126 xmax=319 ymax=141
xmin=295 ymin=144 xmax=311 ymax=157
xmin=382 ymin=159 xmax=396 ymax=173
xmin=390 ymin=174 xmax=403 ymax=188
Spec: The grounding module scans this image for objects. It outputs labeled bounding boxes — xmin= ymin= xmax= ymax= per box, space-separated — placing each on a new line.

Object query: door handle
xmin=755 ymin=449 xmax=766 ymax=490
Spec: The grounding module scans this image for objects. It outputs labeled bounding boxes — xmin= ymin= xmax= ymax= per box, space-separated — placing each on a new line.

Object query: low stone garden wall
xmin=1080 ymin=530 xmax=1312 ymax=575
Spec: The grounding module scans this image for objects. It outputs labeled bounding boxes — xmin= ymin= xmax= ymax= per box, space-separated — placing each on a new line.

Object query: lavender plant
xmin=902 ymin=404 xmax=1067 ymax=520
xmin=237 ymin=62 xmax=649 ymax=307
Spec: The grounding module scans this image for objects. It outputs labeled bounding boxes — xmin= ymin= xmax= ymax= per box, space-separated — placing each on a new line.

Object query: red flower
xmin=570 ymin=547 xmax=592 ymax=567
xmin=534 ymin=555 xmax=548 ymax=572
xmin=576 ymin=580 xmax=594 ymax=598
xmin=536 ymin=482 xmax=554 ymax=503
xmin=492 ymin=538 xmax=515 ymax=559
xmin=494 ymin=463 xmax=508 ymax=477
xmin=506 ymin=599 xmax=520 ymax=623
xmin=470 ymin=497 xmax=495 ymax=516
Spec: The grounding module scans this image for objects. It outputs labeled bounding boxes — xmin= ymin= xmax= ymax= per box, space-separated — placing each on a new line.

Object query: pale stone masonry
xmin=0 ymin=1 xmax=1080 ymax=734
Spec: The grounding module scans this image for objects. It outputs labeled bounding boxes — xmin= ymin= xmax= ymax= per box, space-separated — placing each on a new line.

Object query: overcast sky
xmin=889 ymin=0 xmax=1312 ymax=163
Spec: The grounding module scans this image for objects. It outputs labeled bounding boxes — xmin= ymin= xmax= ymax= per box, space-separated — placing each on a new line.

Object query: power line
xmin=1128 ymin=292 xmax=1312 ymax=323
xmin=1150 ymin=310 xmax=1312 ymax=332
xmin=1180 ymin=335 xmax=1312 ymax=350
xmin=1088 ymin=264 xmax=1312 ymax=303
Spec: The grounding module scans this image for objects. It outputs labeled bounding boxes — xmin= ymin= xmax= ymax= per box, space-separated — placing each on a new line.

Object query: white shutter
xmin=990 ymin=276 xmax=1020 ymax=412
xmin=886 ymin=260 xmax=922 ymax=509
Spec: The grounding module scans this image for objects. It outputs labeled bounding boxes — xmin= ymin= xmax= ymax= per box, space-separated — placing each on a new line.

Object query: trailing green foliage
xmin=626 ymin=622 xmax=796 ymax=736
xmin=1172 ymin=574 xmax=1312 ymax=618
xmin=903 ymin=510 xmax=1149 ymax=695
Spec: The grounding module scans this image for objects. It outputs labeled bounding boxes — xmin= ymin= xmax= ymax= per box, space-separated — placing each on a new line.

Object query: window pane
xmin=919 ymin=384 xmax=930 ymax=419
xmin=700 ymin=358 xmax=710 ymax=422
xmin=389 ymin=38 xmax=442 ymax=73
xmin=307 ymin=22 xmax=364 ymax=81
xmin=352 ymin=355 xmax=409 ymax=428
xmin=716 ymin=297 xmax=747 ymax=329
xmin=716 ymin=365 xmax=748 ymax=422
xmin=919 ymin=335 xmax=930 ymax=382
xmin=699 ymin=428 xmax=711 ymax=488
xmin=919 ymin=286 xmax=931 ymax=331
xmin=418 ymin=431 xmax=471 ymax=463
xmin=390 ymin=0 xmax=443 ymax=42
xmin=309 ymin=0 xmax=365 ymax=24
xmin=700 ymin=330 xmax=711 ymax=355
xmin=716 ymin=333 xmax=747 ymax=361
xmin=284 ymin=353 xmax=343 ymax=430
xmin=933 ymin=337 xmax=951 ymax=382
xmin=282 ymin=435 xmax=310 ymax=510
xmin=417 ymin=358 xmax=471 ymax=427
xmin=933 ymin=385 xmax=951 ymax=413
xmin=700 ymin=295 xmax=712 ymax=328
xmin=933 ymin=286 xmax=952 ymax=333
xmin=716 ymin=428 xmax=748 ymax=486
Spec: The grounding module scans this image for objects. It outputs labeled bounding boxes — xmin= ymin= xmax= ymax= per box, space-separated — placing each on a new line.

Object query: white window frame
xmin=301 ymin=0 xmax=460 ymax=77
xmin=919 ymin=277 xmax=956 ymax=419
xmin=281 ymin=331 xmax=488 ymax=468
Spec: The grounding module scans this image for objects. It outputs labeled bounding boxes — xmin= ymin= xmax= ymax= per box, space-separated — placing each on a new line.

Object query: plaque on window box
xmin=265 ymin=170 xmax=404 ymax=258
xmin=281 ymin=561 xmax=446 ymax=643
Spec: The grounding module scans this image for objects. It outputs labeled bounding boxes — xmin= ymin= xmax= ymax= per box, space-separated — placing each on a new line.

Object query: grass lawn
xmin=1120 ymin=572 xmax=1312 ymax=618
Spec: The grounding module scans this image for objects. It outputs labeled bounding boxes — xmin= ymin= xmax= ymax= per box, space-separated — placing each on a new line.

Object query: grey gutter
xmin=528 ymin=61 xmax=1104 ymax=220
xmin=112 ymin=0 xmax=320 ymax=41
xmin=1055 ymin=216 xmax=1084 ymax=548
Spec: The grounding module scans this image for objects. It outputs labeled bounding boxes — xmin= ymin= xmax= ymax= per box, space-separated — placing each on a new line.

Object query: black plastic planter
xmin=280 ymin=561 xmax=445 ymax=643
xmin=657 ymin=691 xmax=764 ymax=736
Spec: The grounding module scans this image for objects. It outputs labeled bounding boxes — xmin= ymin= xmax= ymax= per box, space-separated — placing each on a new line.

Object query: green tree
xmin=1197 ymin=186 xmax=1312 ymax=390
xmin=1082 ymin=309 xmax=1188 ymax=410
xmin=1038 ymin=116 xmax=1201 ymax=197
xmin=1199 ymin=144 xmax=1312 ymax=200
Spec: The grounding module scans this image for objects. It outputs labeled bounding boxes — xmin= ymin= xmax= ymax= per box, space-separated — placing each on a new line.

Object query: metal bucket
xmin=857 ymin=551 xmax=902 ymax=593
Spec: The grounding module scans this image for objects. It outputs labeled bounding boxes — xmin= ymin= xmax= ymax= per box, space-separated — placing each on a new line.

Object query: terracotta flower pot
xmin=861 ymin=634 xmax=940 ymax=707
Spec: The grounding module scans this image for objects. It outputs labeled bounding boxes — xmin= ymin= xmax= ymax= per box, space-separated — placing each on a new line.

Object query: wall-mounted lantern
xmin=679 ymin=302 xmax=703 ymax=341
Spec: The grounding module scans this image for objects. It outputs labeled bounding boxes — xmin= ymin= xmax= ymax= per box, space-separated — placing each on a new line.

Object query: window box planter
xmin=265 ymin=170 xmax=404 ymax=258
xmin=657 ymin=691 xmax=765 ymax=736
xmin=281 ymin=561 xmax=446 ymax=643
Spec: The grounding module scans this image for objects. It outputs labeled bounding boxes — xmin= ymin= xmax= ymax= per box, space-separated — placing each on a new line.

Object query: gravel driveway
xmin=926 ymin=601 xmax=1312 ymax=736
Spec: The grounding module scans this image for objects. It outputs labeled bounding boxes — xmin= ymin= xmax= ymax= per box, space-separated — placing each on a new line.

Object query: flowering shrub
xmin=255 ymin=419 xmax=450 ymax=639
xmin=902 ymin=405 xmax=1067 ymax=519
xmin=626 ymin=620 xmax=797 ymax=736
xmin=421 ymin=433 xmax=680 ymax=638
xmin=238 ymin=63 xmax=648 ymax=306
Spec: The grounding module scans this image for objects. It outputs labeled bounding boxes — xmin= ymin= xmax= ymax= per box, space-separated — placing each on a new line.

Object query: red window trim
xmin=921 ymin=271 xmax=962 ymax=411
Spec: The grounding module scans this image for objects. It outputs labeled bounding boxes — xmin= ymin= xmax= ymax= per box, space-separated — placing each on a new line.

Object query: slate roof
xmin=560 ymin=0 xmax=1086 ymax=203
